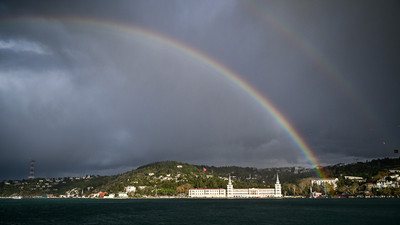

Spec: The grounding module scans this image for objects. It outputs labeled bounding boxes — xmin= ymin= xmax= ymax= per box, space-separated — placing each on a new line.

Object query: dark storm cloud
xmin=267 ymin=1 xmax=400 ymax=158
xmin=0 ymin=17 xmax=287 ymax=179
xmin=1 ymin=0 xmax=399 ymax=180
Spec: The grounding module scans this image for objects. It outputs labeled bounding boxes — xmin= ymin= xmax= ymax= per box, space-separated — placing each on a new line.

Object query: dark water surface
xmin=1 ymin=198 xmax=399 ymax=225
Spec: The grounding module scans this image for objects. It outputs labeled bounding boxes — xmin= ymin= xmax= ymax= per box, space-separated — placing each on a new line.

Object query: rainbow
xmin=1 ymin=16 xmax=326 ymax=177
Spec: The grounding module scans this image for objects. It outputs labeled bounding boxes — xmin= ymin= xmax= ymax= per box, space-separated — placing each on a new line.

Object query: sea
xmin=1 ymin=198 xmax=400 ymax=225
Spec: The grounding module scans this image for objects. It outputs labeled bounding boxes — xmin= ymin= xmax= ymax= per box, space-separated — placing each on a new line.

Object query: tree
xmin=282 ymin=183 xmax=297 ymax=196
xmin=176 ymin=183 xmax=193 ymax=195
xmin=381 ymin=188 xmax=392 ymax=197
xmin=348 ymin=183 xmax=359 ymax=195
xmin=298 ymin=178 xmax=312 ymax=196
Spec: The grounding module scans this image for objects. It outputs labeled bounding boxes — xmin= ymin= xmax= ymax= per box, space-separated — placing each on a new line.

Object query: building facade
xmin=311 ymin=178 xmax=338 ymax=188
xmin=189 ymin=175 xmax=282 ymax=198
xmin=125 ymin=186 xmax=136 ymax=193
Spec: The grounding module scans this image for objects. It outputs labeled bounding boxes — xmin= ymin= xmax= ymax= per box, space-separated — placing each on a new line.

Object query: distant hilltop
xmin=1 ymin=157 xmax=400 ymax=198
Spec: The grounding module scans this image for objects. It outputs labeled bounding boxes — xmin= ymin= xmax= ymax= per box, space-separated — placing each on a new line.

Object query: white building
xmin=118 ymin=192 xmax=129 ymax=198
xmin=188 ymin=189 xmax=226 ymax=198
xmin=311 ymin=178 xmax=338 ymax=189
xmin=104 ymin=193 xmax=115 ymax=199
xmin=310 ymin=191 xmax=323 ymax=198
xmin=344 ymin=176 xmax=366 ymax=182
xmin=189 ymin=175 xmax=282 ymax=198
xmin=374 ymin=177 xmax=399 ymax=189
xmin=125 ymin=186 xmax=136 ymax=193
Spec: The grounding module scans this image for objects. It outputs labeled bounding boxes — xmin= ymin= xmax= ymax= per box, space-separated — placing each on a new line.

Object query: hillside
xmin=1 ymin=157 xmax=399 ymax=197
xmin=321 ymin=157 xmax=400 ymax=182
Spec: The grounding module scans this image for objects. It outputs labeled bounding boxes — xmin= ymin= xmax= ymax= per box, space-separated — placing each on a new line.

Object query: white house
xmin=125 ymin=186 xmax=136 ymax=193
xmin=104 ymin=193 xmax=115 ymax=199
xmin=374 ymin=177 xmax=398 ymax=189
xmin=118 ymin=192 xmax=129 ymax=198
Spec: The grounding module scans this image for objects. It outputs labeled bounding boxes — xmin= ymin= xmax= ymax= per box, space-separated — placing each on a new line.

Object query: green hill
xmin=1 ymin=157 xmax=399 ymax=197
xmin=321 ymin=157 xmax=400 ymax=182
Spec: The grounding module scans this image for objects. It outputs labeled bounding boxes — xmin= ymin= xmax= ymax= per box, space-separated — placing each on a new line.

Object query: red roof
xmin=99 ymin=192 xmax=108 ymax=198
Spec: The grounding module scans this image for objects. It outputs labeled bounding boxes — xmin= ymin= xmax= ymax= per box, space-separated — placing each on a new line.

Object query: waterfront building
xmin=310 ymin=191 xmax=322 ymax=198
xmin=118 ymin=192 xmax=129 ymax=198
xmin=104 ymin=193 xmax=115 ymax=199
xmin=189 ymin=175 xmax=282 ymax=198
xmin=188 ymin=189 xmax=226 ymax=198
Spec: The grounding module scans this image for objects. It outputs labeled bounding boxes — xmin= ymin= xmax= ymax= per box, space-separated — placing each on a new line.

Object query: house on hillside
xmin=344 ymin=176 xmax=366 ymax=182
xmin=125 ymin=186 xmax=136 ymax=193
xmin=311 ymin=178 xmax=338 ymax=189
xmin=374 ymin=178 xmax=398 ymax=189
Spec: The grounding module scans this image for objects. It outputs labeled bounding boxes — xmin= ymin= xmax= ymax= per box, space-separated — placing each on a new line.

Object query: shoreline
xmin=2 ymin=195 xmax=398 ymax=200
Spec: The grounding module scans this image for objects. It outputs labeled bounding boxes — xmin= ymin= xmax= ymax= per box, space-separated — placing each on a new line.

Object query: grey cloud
xmin=0 ymin=0 xmax=399 ymax=180
xmin=0 ymin=18 xmax=287 ymax=179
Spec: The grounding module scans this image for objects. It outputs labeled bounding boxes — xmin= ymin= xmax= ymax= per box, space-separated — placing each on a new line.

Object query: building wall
xmin=189 ymin=175 xmax=281 ymax=198
xmin=311 ymin=178 xmax=338 ymax=188
xmin=188 ymin=189 xmax=226 ymax=198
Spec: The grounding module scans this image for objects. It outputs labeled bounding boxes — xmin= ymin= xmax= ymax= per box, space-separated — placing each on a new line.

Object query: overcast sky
xmin=1 ymin=0 xmax=399 ymax=180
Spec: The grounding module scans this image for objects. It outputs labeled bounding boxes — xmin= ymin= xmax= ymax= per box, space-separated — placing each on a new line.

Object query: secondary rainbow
xmin=246 ymin=2 xmax=389 ymax=151
xmin=1 ymin=16 xmax=326 ymax=177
